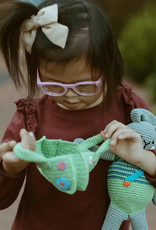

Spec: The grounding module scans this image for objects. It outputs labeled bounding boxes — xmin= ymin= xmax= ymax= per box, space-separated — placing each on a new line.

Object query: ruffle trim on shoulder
xmin=121 ymin=81 xmax=135 ymax=112
xmin=15 ymin=98 xmax=38 ymax=135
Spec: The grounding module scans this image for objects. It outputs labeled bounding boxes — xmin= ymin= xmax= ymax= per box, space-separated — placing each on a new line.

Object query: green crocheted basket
xmin=13 ymin=134 xmax=110 ymax=194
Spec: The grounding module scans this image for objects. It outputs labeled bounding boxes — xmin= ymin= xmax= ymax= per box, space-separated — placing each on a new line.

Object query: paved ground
xmin=0 ymin=75 xmax=156 ymax=229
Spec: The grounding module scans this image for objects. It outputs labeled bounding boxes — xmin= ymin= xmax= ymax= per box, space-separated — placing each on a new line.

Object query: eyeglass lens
xmin=42 ymin=84 xmax=99 ymax=95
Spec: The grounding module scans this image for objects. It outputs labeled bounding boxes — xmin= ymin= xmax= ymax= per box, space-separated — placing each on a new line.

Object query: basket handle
xmin=13 ymin=134 xmax=111 ymax=162
xmin=79 ymin=134 xmax=103 ymax=148
xmin=96 ymin=138 xmax=111 ymax=154
xmin=79 ymin=134 xmax=110 ymax=153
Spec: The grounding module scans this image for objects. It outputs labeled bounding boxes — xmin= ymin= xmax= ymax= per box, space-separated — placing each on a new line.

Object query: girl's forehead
xmin=39 ymin=58 xmax=96 ymax=81
xmin=40 ymin=57 xmax=89 ymax=73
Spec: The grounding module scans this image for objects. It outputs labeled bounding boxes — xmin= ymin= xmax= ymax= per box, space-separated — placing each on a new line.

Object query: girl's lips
xmin=63 ymin=101 xmax=81 ymax=108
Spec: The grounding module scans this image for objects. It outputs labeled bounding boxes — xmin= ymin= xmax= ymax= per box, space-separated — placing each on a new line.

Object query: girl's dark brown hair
xmin=0 ymin=0 xmax=124 ymax=100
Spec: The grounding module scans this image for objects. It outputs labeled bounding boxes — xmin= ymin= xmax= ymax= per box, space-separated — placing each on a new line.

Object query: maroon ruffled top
xmin=0 ymin=82 xmax=156 ymax=230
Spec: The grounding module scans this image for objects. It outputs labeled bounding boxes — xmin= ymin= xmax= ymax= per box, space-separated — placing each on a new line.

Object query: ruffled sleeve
xmin=15 ymin=98 xmax=38 ymax=135
xmin=2 ymin=97 xmax=38 ymax=143
xmin=121 ymin=81 xmax=150 ymax=112
xmin=121 ymin=81 xmax=135 ymax=111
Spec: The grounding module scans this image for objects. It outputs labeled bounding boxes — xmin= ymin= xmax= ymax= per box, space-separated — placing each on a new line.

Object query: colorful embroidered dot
xmin=56 ymin=177 xmax=71 ymax=191
xmin=89 ymin=156 xmax=93 ymax=165
xmin=123 ymin=181 xmax=131 ymax=187
xmin=57 ymin=161 xmax=67 ymax=170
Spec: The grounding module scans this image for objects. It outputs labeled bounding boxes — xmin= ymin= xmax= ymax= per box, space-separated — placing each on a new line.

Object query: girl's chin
xmin=57 ymin=101 xmax=88 ymax=110
xmin=63 ymin=101 xmax=84 ymax=109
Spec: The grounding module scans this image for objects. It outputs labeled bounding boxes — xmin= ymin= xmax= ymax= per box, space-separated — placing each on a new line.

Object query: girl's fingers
xmin=20 ymin=129 xmax=36 ymax=151
xmin=0 ymin=141 xmax=16 ymax=155
xmin=2 ymin=151 xmax=29 ymax=175
xmin=117 ymin=130 xmax=141 ymax=142
xmin=2 ymin=151 xmax=22 ymax=162
xmin=20 ymin=129 xmax=30 ymax=149
xmin=109 ymin=127 xmax=129 ymax=145
xmin=0 ymin=143 xmax=10 ymax=154
xmin=103 ymin=120 xmax=126 ymax=139
xmin=29 ymin=132 xmax=36 ymax=143
xmin=110 ymin=129 xmax=141 ymax=146
xmin=101 ymin=120 xmax=125 ymax=140
xmin=101 ymin=120 xmax=142 ymax=146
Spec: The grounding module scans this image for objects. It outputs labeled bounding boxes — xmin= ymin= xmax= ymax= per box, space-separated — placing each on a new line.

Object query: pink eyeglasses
xmin=37 ymin=71 xmax=102 ymax=97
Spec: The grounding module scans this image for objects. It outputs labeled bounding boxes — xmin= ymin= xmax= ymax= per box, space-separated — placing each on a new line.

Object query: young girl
xmin=0 ymin=1 xmax=156 ymax=229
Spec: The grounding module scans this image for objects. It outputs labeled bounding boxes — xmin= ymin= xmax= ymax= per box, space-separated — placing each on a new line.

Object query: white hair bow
xmin=20 ymin=4 xmax=69 ymax=53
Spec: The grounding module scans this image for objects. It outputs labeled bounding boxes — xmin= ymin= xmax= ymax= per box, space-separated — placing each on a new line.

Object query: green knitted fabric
xmin=108 ymin=159 xmax=155 ymax=214
xmin=13 ymin=134 xmax=110 ymax=194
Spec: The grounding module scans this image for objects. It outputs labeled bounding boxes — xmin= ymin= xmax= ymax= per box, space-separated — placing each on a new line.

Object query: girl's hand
xmin=0 ymin=129 xmax=36 ymax=176
xmin=100 ymin=120 xmax=144 ymax=166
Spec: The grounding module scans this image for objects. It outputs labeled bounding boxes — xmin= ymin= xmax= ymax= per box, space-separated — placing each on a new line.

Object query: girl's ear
xmin=130 ymin=108 xmax=156 ymax=126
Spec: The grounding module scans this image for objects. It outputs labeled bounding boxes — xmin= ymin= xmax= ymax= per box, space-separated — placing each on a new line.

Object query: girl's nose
xmin=65 ymin=88 xmax=78 ymax=97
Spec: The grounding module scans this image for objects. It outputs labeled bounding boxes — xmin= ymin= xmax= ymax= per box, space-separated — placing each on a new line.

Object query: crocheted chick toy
xmin=100 ymin=108 xmax=156 ymax=230
xmin=13 ymin=133 xmax=110 ymax=194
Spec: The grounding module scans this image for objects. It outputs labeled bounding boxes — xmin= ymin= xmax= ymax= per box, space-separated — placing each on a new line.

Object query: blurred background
xmin=0 ymin=0 xmax=156 ymax=229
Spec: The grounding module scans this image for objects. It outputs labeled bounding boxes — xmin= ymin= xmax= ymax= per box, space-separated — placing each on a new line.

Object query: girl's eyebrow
xmin=42 ymin=77 xmax=57 ymax=81
xmin=41 ymin=77 xmax=96 ymax=83
xmin=40 ymin=73 xmax=95 ymax=83
xmin=40 ymin=74 xmax=58 ymax=82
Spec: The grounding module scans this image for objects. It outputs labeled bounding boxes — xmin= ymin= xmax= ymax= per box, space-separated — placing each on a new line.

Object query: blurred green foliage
xmin=97 ymin=0 xmax=156 ymax=106
xmin=118 ymin=4 xmax=156 ymax=86
xmin=95 ymin=0 xmax=155 ymax=38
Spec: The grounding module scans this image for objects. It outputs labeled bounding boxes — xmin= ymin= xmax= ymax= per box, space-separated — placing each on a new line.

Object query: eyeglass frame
xmin=37 ymin=70 xmax=103 ymax=97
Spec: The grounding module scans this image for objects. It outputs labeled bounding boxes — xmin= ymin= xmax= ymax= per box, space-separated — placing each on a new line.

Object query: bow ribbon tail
xmin=21 ymin=30 xmax=37 ymax=53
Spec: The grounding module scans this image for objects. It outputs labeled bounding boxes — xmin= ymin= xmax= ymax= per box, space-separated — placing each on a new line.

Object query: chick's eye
xmin=152 ymin=140 xmax=154 ymax=144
